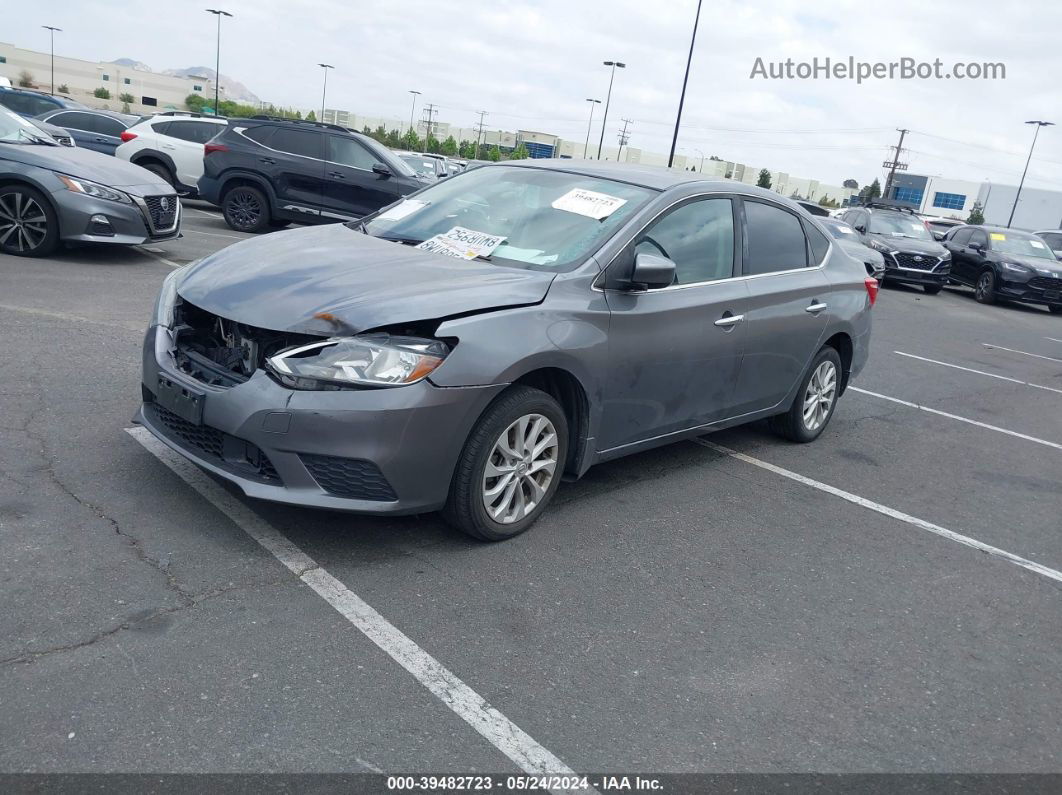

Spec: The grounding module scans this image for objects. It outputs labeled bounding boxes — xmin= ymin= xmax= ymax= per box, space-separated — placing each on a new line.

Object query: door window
xmin=94 ymin=116 xmax=127 ymax=137
xmin=48 ymin=111 xmax=95 ymax=132
xmin=969 ymin=229 xmax=988 ymax=249
xmin=270 ymin=128 xmax=324 ymax=159
xmin=950 ymin=228 xmax=972 ymax=247
xmin=328 ymin=135 xmax=377 ymax=170
xmin=633 ymin=198 xmax=735 ymax=286
xmin=743 ymin=200 xmax=808 ymax=275
xmin=803 ymin=220 xmax=831 ymax=264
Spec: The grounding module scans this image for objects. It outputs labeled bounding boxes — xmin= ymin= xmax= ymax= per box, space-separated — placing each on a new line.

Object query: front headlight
xmin=1002 ymin=261 xmax=1032 ymax=275
xmin=868 ymin=238 xmax=893 ymax=253
xmin=940 ymin=251 xmax=951 ymax=261
xmin=57 ymin=174 xmax=132 ymax=204
xmin=153 ymin=267 xmax=183 ymax=328
xmin=267 ymin=335 xmax=450 ymax=390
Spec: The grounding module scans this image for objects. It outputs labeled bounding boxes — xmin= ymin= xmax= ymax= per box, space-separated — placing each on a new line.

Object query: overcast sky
xmin=9 ymin=0 xmax=1062 ymax=190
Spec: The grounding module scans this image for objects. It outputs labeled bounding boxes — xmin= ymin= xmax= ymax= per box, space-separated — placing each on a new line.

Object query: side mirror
xmin=855 ymin=225 xmax=866 ymax=234
xmin=970 ymin=242 xmax=984 ymax=253
xmin=630 ymin=252 xmax=676 ymax=290
xmin=372 ymin=163 xmax=392 ymax=177
xmin=932 ymin=231 xmax=945 ymax=241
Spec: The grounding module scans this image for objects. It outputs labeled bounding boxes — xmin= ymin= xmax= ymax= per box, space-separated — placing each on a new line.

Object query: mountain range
xmin=110 ymin=59 xmax=260 ymax=103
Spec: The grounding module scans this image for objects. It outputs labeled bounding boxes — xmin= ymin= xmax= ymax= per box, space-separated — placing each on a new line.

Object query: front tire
xmin=443 ymin=386 xmax=568 ymax=542
xmin=975 ymin=269 xmax=997 ymax=304
xmin=222 ymin=185 xmax=271 ymax=233
xmin=769 ymin=346 xmax=842 ymax=443
xmin=0 ymin=184 xmax=59 ymax=257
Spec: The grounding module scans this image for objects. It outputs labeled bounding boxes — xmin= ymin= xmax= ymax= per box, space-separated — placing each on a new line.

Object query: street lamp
xmin=583 ymin=99 xmax=601 ymax=159
xmin=41 ymin=26 xmax=61 ymax=95
xmin=407 ymin=90 xmax=421 ymax=135
xmin=318 ymin=63 xmax=334 ymax=121
xmin=596 ymin=60 xmax=625 ymax=160
xmin=693 ymin=148 xmax=705 ymax=172
xmin=205 ymin=10 xmax=232 ymax=116
xmin=668 ymin=0 xmax=703 ymax=167
xmin=1007 ymin=120 xmax=1054 ymax=228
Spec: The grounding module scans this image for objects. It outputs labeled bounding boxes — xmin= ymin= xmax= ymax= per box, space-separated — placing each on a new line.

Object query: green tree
xmin=305 ymin=110 xmax=317 ymax=121
xmin=966 ymin=202 xmax=985 ymax=225
xmin=93 ymin=87 xmax=111 ymax=100
xmin=843 ymin=179 xmax=859 ymax=190
xmin=440 ymin=135 xmax=458 ymax=156
xmin=373 ymin=125 xmax=387 ymax=142
xmin=509 ymin=143 xmax=530 ymax=160
xmin=756 ymin=168 xmax=772 ymax=189
xmin=185 ymin=93 xmax=207 ymax=112
xmin=709 ymin=154 xmax=722 ymax=161
xmin=426 ymin=134 xmax=441 ymax=154
xmin=56 ymin=83 xmax=69 ymax=94
xmin=118 ymin=92 xmax=135 ymax=113
xmin=866 ymin=178 xmax=882 ymax=200
xmin=385 ymin=129 xmax=402 ymax=148
xmin=488 ymin=145 xmax=502 ymax=162
xmin=457 ymin=140 xmax=473 ymax=159
xmin=400 ymin=129 xmax=420 ymax=151
xmin=17 ymin=70 xmax=34 ymax=88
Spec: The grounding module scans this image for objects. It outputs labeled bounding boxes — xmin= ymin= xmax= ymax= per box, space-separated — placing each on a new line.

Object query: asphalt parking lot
xmin=1 ymin=202 xmax=1060 ymax=776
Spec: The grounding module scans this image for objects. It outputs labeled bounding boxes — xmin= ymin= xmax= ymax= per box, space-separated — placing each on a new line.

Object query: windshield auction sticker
xmin=552 ymin=188 xmax=627 ymax=220
xmin=416 ymin=226 xmax=506 ymax=259
xmin=376 ymin=200 xmax=428 ymax=222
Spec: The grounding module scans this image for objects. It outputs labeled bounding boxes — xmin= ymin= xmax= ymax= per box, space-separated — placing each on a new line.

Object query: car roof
xmin=501 ymin=158 xmax=783 ymax=195
xmin=40 ymin=107 xmax=137 ymax=123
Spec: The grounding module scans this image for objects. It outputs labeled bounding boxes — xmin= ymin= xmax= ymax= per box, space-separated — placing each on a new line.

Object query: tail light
xmin=119 ymin=131 xmax=137 ymax=142
xmin=204 ymin=143 xmax=229 ymax=155
xmin=864 ymin=277 xmax=879 ymax=307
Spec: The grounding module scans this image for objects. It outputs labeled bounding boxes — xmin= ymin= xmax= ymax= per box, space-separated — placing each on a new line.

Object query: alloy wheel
xmin=0 ymin=192 xmax=48 ymax=253
xmin=481 ymin=413 xmax=559 ymax=524
xmin=802 ymin=360 xmax=837 ymax=432
xmin=976 ymin=272 xmax=993 ymax=301
xmin=227 ymin=190 xmax=261 ymax=229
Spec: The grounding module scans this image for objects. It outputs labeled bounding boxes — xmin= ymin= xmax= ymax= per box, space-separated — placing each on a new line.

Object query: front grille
xmin=300 ymin=454 xmax=397 ymax=501
xmin=143 ymin=194 xmax=179 ymax=232
xmin=145 ymin=402 xmax=282 ymax=484
xmin=1029 ymin=276 xmax=1062 ymax=291
xmin=892 ymin=252 xmax=939 ymax=271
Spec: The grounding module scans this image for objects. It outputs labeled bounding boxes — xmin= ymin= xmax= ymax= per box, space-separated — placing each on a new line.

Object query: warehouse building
xmin=888 ymin=173 xmax=1062 ymax=231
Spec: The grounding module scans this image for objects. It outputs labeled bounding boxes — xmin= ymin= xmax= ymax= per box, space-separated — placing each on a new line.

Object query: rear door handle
xmin=714 ymin=313 xmax=745 ymax=328
xmin=259 ymin=157 xmax=277 ymax=165
xmin=328 ymin=171 xmax=345 ymax=179
xmin=806 ymin=302 xmax=828 ymax=314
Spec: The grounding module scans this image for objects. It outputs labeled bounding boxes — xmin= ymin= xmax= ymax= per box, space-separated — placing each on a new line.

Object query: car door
xmin=89 ymin=114 xmax=129 ymax=155
xmin=321 ymin=135 xmax=400 ymax=219
xmin=42 ymin=111 xmax=96 ymax=150
xmin=599 ymin=196 xmax=749 ymax=451
xmin=263 ymin=127 xmax=327 ymax=216
xmin=945 ymin=227 xmax=973 ymax=283
xmin=729 ymin=198 xmax=831 ymax=416
xmin=963 ymin=228 xmax=989 ymax=281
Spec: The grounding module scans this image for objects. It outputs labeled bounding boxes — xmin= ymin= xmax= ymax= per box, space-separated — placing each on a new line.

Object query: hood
xmin=868 ymin=233 xmax=946 ymax=256
xmin=176 ymin=223 xmax=556 ymax=335
xmin=1000 ymin=254 xmax=1062 ymax=276
xmin=1 ymin=143 xmax=170 ymax=192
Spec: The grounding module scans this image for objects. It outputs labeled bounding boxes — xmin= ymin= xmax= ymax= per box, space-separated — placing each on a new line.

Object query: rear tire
xmin=0 ymin=184 xmax=59 ymax=257
xmin=140 ymin=161 xmax=175 ymax=187
xmin=769 ymin=346 xmax=842 ymax=443
xmin=222 ymin=185 xmax=271 ymax=233
xmin=974 ymin=269 xmax=997 ymax=304
xmin=923 ymin=283 xmax=943 ymax=295
xmin=443 ymin=386 xmax=568 ymax=542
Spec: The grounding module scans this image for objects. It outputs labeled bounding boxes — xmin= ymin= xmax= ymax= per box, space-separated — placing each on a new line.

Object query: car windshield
xmin=359 ymin=165 xmax=657 ymax=271
xmin=869 ymin=213 xmax=934 ymax=240
xmin=399 ymin=155 xmax=440 ymax=177
xmin=992 ymin=232 xmax=1057 ymax=260
xmin=0 ymin=106 xmax=56 ymax=144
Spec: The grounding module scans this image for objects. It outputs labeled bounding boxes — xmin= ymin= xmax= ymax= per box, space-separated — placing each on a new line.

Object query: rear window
xmin=164 ymin=120 xmax=222 ymax=144
xmin=242 ymin=126 xmax=275 ymax=145
xmin=803 ymin=220 xmax=831 ymax=264
xmin=744 ymin=200 xmax=809 ymax=274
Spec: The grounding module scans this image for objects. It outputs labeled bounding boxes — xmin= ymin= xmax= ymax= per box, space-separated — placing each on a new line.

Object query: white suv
xmin=116 ymin=113 xmax=227 ymax=197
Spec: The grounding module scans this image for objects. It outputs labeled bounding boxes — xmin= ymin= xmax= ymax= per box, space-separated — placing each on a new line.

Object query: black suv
xmin=841 ymin=204 xmax=950 ymax=294
xmin=198 ymin=117 xmax=424 ymax=232
xmin=943 ymin=225 xmax=1062 ymax=313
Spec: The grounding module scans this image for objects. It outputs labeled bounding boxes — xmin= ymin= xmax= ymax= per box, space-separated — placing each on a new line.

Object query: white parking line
xmin=125 ymin=426 xmax=583 ymax=782
xmin=1046 ymin=337 xmax=1062 ymax=344
xmin=183 ymin=206 xmax=221 ymax=218
xmin=849 ymin=386 xmax=1062 ymax=451
xmin=894 ymin=351 xmax=1062 ymax=395
xmin=694 ymin=438 xmax=1062 ymax=585
xmin=982 ymin=343 xmax=1062 ymax=364
xmin=135 ymin=247 xmax=183 ymax=269
xmin=182 ymin=228 xmax=245 ymax=240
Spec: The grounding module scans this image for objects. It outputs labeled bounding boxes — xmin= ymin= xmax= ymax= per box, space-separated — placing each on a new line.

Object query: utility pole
xmin=616 ymin=118 xmax=632 ymax=162
xmin=473 ymin=110 xmax=488 ymax=159
xmin=42 ymin=26 xmax=61 ymax=94
xmin=421 ymin=103 xmax=438 ymax=152
xmin=882 ymin=128 xmax=909 ymax=201
xmin=1008 ymin=120 xmax=1054 ymax=228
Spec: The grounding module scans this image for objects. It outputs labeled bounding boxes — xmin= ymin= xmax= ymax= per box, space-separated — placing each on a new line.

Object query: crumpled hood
xmin=176 ymin=223 xmax=557 ymax=335
xmin=6 ymin=143 xmax=170 ymax=192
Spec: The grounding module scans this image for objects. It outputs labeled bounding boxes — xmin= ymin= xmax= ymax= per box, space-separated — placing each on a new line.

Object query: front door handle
xmin=714 ymin=313 xmax=745 ymax=328
xmin=805 ymin=302 xmax=828 ymax=314
xmin=259 ymin=157 xmax=277 ymax=165
xmin=328 ymin=171 xmax=345 ymax=179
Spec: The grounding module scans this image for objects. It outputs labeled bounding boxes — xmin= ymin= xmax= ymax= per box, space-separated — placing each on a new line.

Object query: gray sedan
xmin=0 ymin=107 xmax=179 ymax=256
xmin=140 ymin=161 xmax=875 ymax=540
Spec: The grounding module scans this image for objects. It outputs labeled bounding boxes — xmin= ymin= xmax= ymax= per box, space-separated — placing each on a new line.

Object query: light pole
xmin=583 ymin=98 xmax=600 ymax=158
xmin=1007 ymin=120 xmax=1054 ymax=228
xmin=318 ymin=63 xmax=334 ymax=121
xmin=693 ymin=147 xmax=705 ymax=172
xmin=407 ymin=90 xmax=421 ymax=135
xmin=205 ymin=10 xmax=232 ymax=116
xmin=42 ymin=26 xmax=61 ymax=95
xmin=596 ymin=60 xmax=625 ymax=160
xmin=668 ymin=0 xmax=703 ymax=167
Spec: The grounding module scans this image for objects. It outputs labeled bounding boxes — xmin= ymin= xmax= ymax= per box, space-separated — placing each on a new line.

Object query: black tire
xmin=0 ymin=184 xmax=60 ymax=257
xmin=974 ymin=269 xmax=996 ymax=304
xmin=222 ymin=185 xmax=271 ymax=233
xmin=1050 ymin=305 xmax=1062 ymax=315
xmin=140 ymin=161 xmax=175 ymax=187
xmin=768 ymin=346 xmax=843 ymax=444
xmin=443 ymin=386 xmax=568 ymax=542
xmin=923 ymin=283 xmax=943 ymax=295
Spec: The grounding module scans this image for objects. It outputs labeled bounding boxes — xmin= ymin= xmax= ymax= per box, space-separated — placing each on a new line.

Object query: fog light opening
xmin=88 ymin=214 xmax=115 ymax=237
